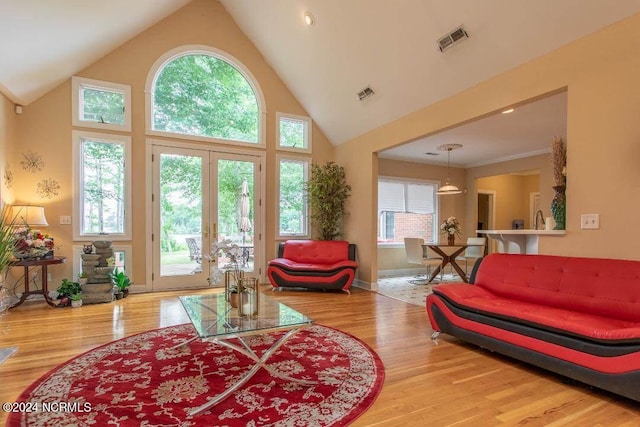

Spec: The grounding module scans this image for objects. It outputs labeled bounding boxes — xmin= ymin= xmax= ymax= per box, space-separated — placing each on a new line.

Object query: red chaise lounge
xmin=427 ymin=253 xmax=640 ymax=402
xmin=267 ymin=240 xmax=357 ymax=293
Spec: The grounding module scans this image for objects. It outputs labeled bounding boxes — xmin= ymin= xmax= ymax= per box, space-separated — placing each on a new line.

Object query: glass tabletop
xmin=179 ymin=293 xmax=313 ymax=339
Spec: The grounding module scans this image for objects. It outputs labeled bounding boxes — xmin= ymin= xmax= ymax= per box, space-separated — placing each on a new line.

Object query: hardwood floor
xmin=1 ymin=286 xmax=639 ymax=426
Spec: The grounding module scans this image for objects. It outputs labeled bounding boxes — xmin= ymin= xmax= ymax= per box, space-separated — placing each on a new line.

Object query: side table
xmin=8 ymin=256 xmax=67 ymax=309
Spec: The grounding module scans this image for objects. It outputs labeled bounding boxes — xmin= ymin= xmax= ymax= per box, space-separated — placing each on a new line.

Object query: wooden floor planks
xmin=0 ymin=286 xmax=638 ymax=426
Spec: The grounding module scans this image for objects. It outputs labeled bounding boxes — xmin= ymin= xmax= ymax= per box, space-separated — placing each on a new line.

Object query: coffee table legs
xmin=188 ymin=326 xmax=316 ymax=417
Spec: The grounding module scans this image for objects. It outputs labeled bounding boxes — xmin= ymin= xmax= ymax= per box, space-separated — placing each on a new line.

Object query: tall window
xmin=151 ymin=52 xmax=260 ymax=144
xmin=73 ymin=131 xmax=131 ymax=240
xmin=72 ymin=77 xmax=131 ymax=132
xmin=277 ymin=112 xmax=311 ymax=153
xmin=278 ymin=156 xmax=309 ymax=237
xmin=378 ymin=178 xmax=438 ymax=244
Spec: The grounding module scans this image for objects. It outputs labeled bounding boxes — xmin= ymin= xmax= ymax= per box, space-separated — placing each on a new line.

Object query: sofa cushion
xmin=475 ymin=254 xmax=640 ymax=323
xmin=281 ymin=240 xmax=351 ymax=264
xmin=433 ymin=283 xmax=640 ymax=342
xmin=268 ymin=258 xmax=357 ymax=272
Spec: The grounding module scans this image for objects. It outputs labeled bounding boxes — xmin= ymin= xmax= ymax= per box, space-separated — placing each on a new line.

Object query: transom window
xmin=277 ymin=112 xmax=311 ymax=153
xmin=72 ymin=77 xmax=131 ymax=131
xmin=150 ymin=52 xmax=260 ymax=144
xmin=378 ymin=178 xmax=438 ymax=244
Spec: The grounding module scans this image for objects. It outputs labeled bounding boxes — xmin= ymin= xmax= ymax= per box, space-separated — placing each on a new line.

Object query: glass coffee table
xmin=178 ymin=292 xmax=314 ymax=416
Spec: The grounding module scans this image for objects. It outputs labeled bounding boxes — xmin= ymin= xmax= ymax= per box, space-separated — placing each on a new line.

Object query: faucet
xmin=535 ymin=210 xmax=545 ymax=230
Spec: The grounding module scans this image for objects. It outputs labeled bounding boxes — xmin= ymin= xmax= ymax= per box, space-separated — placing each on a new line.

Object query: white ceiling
xmin=379 ymin=91 xmax=567 ymax=167
xmin=1 ymin=0 xmax=640 ymax=165
xmin=0 ymin=0 xmax=191 ymax=104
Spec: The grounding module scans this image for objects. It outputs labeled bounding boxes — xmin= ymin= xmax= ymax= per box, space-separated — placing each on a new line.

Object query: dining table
xmin=422 ymin=243 xmax=482 ymax=283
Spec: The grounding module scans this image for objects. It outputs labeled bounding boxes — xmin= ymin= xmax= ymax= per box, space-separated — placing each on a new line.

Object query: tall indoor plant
xmin=306 ymin=162 xmax=351 ymax=240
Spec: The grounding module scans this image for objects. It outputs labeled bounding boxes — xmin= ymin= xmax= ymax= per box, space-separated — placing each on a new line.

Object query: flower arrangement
xmin=205 ymin=239 xmax=243 ymax=285
xmin=13 ymin=225 xmax=54 ymax=259
xmin=440 ymin=216 xmax=461 ymax=237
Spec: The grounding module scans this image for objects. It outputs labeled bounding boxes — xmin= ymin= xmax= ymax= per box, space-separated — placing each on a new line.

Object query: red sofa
xmin=267 ymin=240 xmax=357 ymax=293
xmin=427 ymin=253 xmax=640 ymax=402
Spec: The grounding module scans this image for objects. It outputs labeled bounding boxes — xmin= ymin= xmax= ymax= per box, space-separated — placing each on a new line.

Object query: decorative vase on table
xmin=447 ymin=234 xmax=455 ymax=245
xmin=550 ymin=185 xmax=566 ymax=230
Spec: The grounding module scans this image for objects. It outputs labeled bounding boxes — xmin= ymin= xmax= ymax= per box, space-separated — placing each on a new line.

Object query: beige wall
xmin=338 ymin=12 xmax=640 ymax=285
xmin=0 ymin=93 xmax=16 ymax=204
xmin=476 ymin=173 xmax=539 ymax=230
xmin=10 ymin=0 xmax=335 ymax=287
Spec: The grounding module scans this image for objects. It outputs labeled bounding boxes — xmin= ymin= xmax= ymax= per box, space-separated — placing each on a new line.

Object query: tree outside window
xmin=279 ymin=157 xmax=308 ymax=236
xmin=153 ymin=54 xmax=259 ymax=143
xmin=81 ymin=139 xmax=126 ymax=235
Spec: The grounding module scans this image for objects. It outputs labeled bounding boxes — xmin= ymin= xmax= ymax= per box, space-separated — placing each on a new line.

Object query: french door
xmin=151 ymin=144 xmax=262 ymax=291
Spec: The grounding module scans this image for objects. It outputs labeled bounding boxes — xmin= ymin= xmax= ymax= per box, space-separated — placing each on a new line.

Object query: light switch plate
xmin=60 ymin=215 xmax=71 ymax=225
xmin=581 ymin=213 xmax=599 ymax=229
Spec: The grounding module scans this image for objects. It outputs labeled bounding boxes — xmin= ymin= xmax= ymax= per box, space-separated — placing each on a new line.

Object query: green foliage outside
xmin=279 ymin=118 xmax=305 ymax=148
xmin=160 ymin=154 xmax=202 ymax=252
xmin=153 ymin=54 xmax=258 ymax=143
xmin=279 ymin=160 xmax=306 ymax=234
xmin=306 ymin=162 xmax=351 ymax=240
xmin=82 ymin=140 xmax=125 ymax=234
xmin=82 ymin=88 xmax=125 ymax=125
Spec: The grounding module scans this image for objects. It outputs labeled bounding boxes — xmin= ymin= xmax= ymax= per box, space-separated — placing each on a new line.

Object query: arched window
xmin=147 ymin=46 xmax=264 ymax=145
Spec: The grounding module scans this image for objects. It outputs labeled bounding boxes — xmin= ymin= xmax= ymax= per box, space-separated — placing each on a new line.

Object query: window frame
xmin=71 ymin=76 xmax=131 ymax=132
xmin=72 ymin=130 xmax=132 ymax=241
xmin=276 ymin=154 xmax=310 ymax=239
xmin=377 ymin=176 xmax=439 ymax=247
xmin=145 ymin=45 xmax=267 ymax=148
xmin=276 ymin=112 xmax=312 ymax=153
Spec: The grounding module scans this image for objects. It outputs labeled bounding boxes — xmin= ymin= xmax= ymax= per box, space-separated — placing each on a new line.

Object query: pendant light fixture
xmin=436 ymin=143 xmax=463 ymax=195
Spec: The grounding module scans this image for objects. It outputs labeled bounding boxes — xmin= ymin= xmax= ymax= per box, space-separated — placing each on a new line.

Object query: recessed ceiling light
xmin=501 ymin=108 xmax=514 ymax=114
xmin=304 ymin=12 xmax=315 ymax=26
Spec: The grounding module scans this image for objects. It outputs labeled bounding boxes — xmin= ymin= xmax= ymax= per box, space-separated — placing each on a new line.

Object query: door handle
xmin=212 ymin=223 xmax=218 ymax=239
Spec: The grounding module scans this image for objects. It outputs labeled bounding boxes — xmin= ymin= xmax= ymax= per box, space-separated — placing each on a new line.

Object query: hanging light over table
xmin=436 ymin=144 xmax=463 ymax=195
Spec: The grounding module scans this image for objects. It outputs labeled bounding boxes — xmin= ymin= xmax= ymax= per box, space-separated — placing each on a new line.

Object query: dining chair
xmin=456 ymin=237 xmax=486 ymax=274
xmin=404 ymin=237 xmax=443 ymax=283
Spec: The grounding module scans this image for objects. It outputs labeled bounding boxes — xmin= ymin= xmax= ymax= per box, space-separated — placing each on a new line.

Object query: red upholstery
xmin=474 ymin=254 xmax=640 ymax=322
xmin=426 ymin=253 xmax=640 ymax=402
xmin=267 ymin=240 xmax=357 ymax=292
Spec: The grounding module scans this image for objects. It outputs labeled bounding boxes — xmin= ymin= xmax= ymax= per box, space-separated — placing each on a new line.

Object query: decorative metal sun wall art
xmin=3 ymin=167 xmax=13 ymax=189
xmin=21 ymin=151 xmax=44 ymax=173
xmin=36 ymin=178 xmax=60 ymax=199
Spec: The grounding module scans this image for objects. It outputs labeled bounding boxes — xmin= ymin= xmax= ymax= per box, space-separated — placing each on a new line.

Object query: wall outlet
xmin=581 ymin=213 xmax=599 ymax=229
xmin=60 ymin=215 xmax=71 ymax=225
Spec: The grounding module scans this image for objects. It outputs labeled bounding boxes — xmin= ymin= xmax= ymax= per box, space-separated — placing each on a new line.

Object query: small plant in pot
xmin=56 ymin=278 xmax=82 ymax=307
xmin=109 ymin=268 xmax=132 ymax=298
xmin=70 ymin=292 xmax=83 ymax=308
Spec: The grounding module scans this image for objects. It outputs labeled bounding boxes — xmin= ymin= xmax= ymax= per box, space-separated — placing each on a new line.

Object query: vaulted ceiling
xmin=2 ymin=0 xmax=640 ymax=164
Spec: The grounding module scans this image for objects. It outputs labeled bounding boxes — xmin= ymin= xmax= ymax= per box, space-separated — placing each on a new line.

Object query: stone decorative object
xmin=80 ymin=241 xmax=116 ymax=304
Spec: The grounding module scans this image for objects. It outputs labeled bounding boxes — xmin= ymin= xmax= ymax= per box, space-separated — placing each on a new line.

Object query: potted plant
xmin=305 ymin=162 xmax=352 ymax=240
xmin=109 ymin=268 xmax=132 ymax=298
xmin=70 ymin=292 xmax=83 ymax=308
xmin=56 ymin=278 xmax=82 ymax=307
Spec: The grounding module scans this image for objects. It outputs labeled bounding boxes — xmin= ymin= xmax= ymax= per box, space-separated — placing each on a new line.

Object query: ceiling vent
xmin=437 ymin=25 xmax=469 ymax=52
xmin=357 ymin=86 xmax=375 ymax=101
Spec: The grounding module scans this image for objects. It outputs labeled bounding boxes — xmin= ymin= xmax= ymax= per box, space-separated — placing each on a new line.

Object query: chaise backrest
xmin=279 ymin=240 xmax=354 ymax=264
xmin=475 ymin=253 xmax=640 ymax=322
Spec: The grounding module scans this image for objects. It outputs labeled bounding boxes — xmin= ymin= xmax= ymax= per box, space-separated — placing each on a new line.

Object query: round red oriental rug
xmin=7 ymin=324 xmax=384 ymax=426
